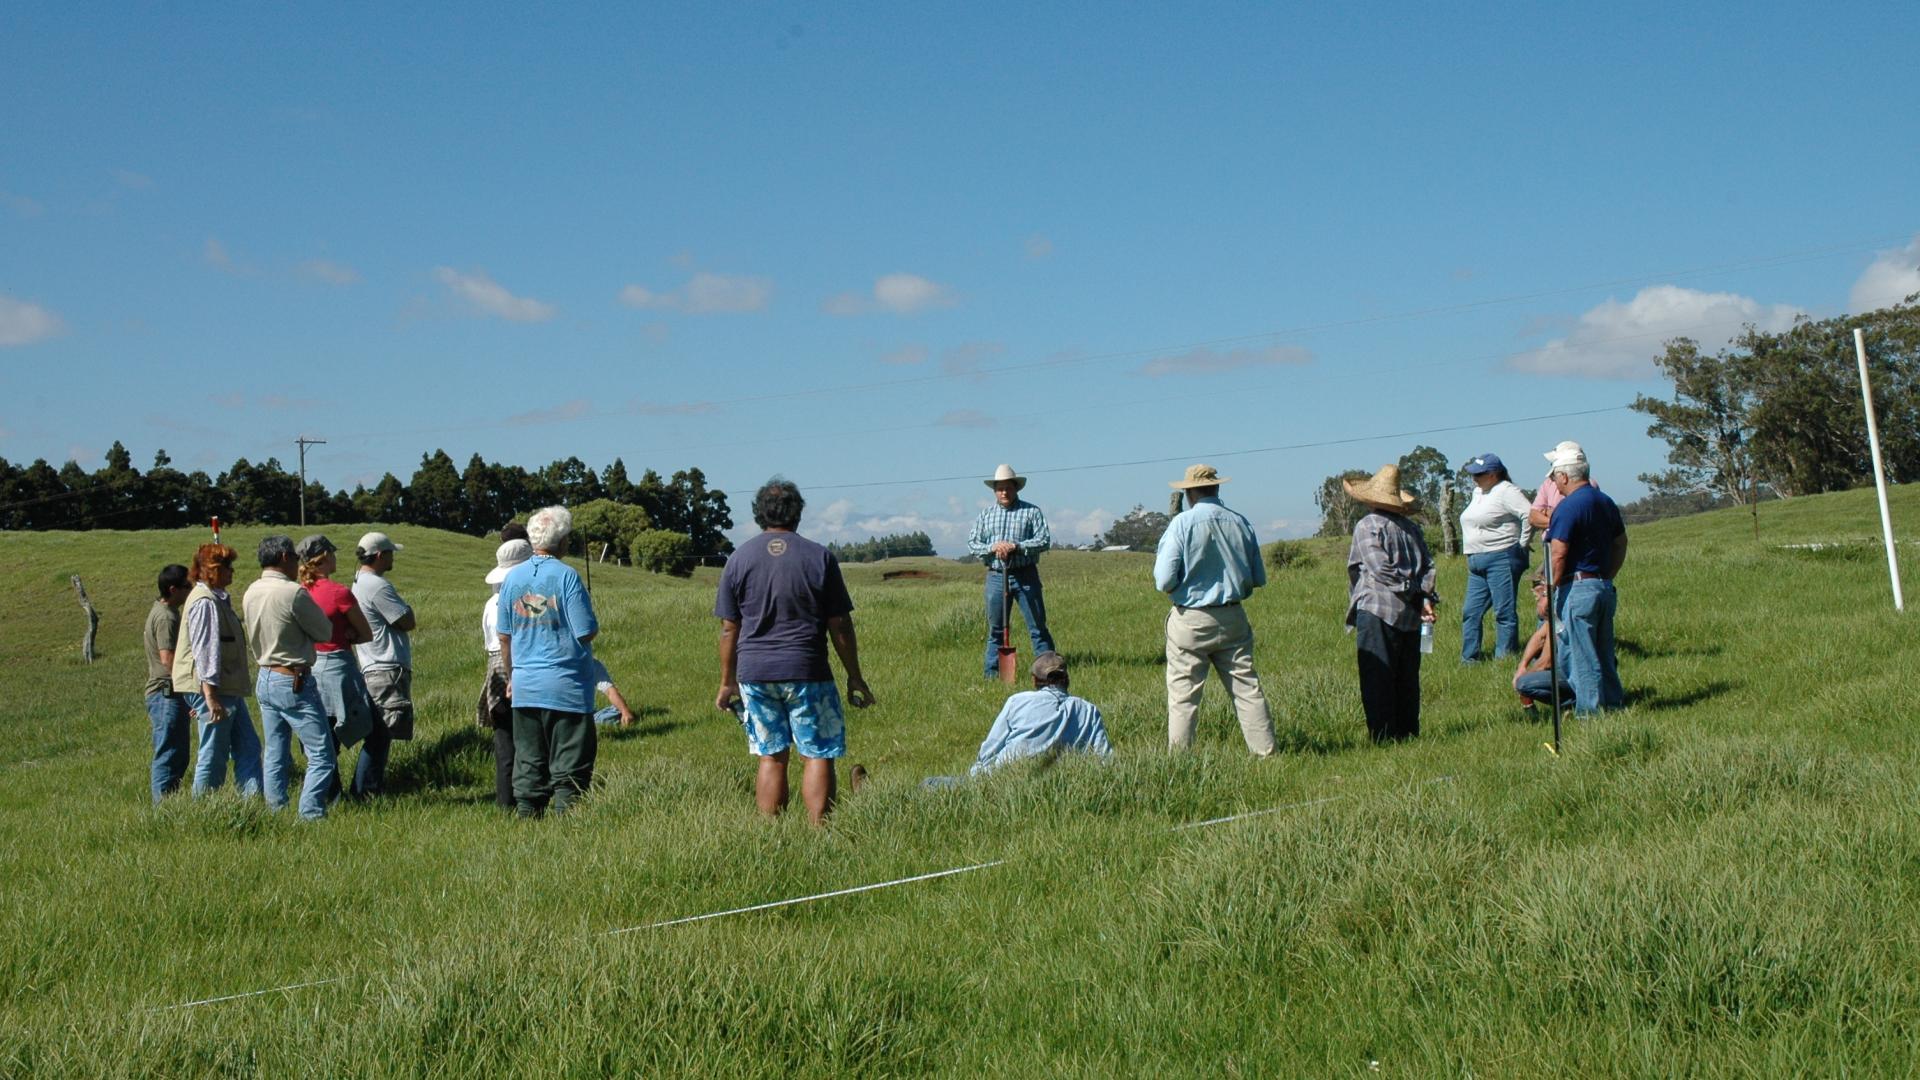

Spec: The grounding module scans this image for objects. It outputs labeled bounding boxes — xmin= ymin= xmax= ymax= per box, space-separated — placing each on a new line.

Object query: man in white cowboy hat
xmin=1528 ymin=441 xmax=1598 ymax=531
xmin=1153 ymin=464 xmax=1277 ymax=756
xmin=1344 ymin=464 xmax=1438 ymax=742
xmin=966 ymin=463 xmax=1056 ymax=679
xmin=1544 ymin=449 xmax=1627 ymax=713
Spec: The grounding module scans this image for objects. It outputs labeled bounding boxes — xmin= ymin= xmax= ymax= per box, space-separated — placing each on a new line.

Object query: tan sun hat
xmin=984 ymin=463 xmax=1027 ymax=491
xmin=1343 ymin=464 xmax=1419 ymax=513
xmin=1169 ymin=463 xmax=1229 ymax=490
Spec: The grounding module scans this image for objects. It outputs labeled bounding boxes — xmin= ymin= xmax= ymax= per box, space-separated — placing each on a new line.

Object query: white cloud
xmin=506 ymin=399 xmax=591 ymax=426
xmin=0 ymin=294 xmax=63 ymax=346
xmin=1508 ymin=284 xmax=1803 ymax=379
xmin=435 ymin=266 xmax=555 ymax=322
xmin=620 ymin=271 xmax=772 ymax=314
xmin=204 ymin=236 xmax=235 ymax=271
xmin=299 ymin=258 xmax=360 ymax=286
xmin=824 ymin=272 xmax=957 ymax=316
xmin=115 ymin=170 xmax=153 ymax=190
xmin=942 ymin=340 xmax=1006 ymax=377
xmin=0 ymin=189 xmax=43 ymax=217
xmin=1140 ymin=344 xmax=1313 ymax=377
xmin=880 ymin=344 xmax=927 ymax=366
xmin=1850 ymin=236 xmax=1920 ymax=312
xmin=1056 ymin=507 xmax=1113 ymax=545
xmin=935 ymin=409 xmax=995 ymax=428
xmin=1025 ymin=234 xmax=1054 ymax=259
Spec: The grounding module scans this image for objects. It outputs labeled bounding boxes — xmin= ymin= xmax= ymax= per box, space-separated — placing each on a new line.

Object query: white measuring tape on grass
xmin=151 ymin=774 xmax=1451 ymax=1010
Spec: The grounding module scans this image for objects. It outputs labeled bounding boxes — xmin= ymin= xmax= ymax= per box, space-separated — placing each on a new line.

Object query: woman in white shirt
xmin=1458 ymin=453 xmax=1534 ymax=661
xmin=477 ymin=539 xmax=531 ymax=809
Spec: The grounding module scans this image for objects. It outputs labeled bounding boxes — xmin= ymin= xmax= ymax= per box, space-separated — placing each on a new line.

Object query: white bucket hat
xmin=485 ymin=539 xmax=533 ymax=585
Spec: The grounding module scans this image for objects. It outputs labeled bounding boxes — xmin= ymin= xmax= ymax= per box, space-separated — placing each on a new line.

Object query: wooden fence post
xmin=72 ymin=575 xmax=99 ymax=663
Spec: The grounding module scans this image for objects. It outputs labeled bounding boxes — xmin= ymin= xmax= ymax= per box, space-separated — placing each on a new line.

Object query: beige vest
xmin=171 ymin=582 xmax=251 ymax=695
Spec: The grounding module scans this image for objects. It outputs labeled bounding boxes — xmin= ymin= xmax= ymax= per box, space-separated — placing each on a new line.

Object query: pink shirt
xmin=305 ymin=577 xmax=357 ymax=653
xmin=1532 ymin=477 xmax=1598 ymax=515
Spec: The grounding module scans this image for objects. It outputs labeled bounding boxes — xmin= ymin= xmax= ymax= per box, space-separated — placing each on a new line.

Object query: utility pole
xmin=296 ymin=436 xmax=327 ymax=526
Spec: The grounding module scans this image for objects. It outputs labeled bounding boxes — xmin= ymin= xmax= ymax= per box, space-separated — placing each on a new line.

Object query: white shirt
xmin=482 ymin=591 xmax=502 ymax=654
xmin=1460 ymin=480 xmax=1535 ymax=554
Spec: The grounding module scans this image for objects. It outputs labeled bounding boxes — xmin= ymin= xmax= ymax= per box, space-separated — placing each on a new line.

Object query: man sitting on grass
xmin=970 ymin=652 xmax=1111 ymax=775
xmin=1513 ymin=576 xmax=1572 ymax=709
xmin=590 ymin=659 xmax=637 ymax=727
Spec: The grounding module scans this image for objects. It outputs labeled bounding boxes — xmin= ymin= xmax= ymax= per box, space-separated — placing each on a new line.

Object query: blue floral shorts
xmin=736 ymin=680 xmax=845 ymax=759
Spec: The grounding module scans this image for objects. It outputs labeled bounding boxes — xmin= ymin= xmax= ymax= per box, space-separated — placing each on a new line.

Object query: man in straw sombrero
xmin=966 ymin=464 xmax=1056 ymax=679
xmin=1343 ymin=464 xmax=1438 ymax=742
xmin=1153 ymin=464 xmax=1277 ymax=756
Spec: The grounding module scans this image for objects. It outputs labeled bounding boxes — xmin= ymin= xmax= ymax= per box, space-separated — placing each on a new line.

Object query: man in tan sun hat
xmin=966 ymin=463 xmax=1055 ymax=679
xmin=1343 ymin=464 xmax=1438 ymax=742
xmin=1153 ymin=464 xmax=1276 ymax=756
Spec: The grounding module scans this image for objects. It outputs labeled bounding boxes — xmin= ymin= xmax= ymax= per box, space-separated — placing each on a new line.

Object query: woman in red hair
xmin=170 ymin=543 xmax=264 ymax=797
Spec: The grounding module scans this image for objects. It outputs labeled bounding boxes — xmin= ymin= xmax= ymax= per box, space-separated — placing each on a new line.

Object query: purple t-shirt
xmin=714 ymin=531 xmax=854 ymax=683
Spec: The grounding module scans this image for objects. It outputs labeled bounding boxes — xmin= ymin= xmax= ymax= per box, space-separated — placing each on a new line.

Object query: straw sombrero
xmin=1343 ymin=464 xmax=1418 ymax=513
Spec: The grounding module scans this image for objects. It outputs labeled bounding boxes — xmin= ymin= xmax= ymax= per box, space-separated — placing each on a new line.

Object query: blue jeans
xmin=1514 ymin=670 xmax=1572 ymax=706
xmin=1557 ymin=578 xmax=1624 ymax=713
xmin=183 ymin=691 xmax=263 ymax=798
xmin=1460 ymin=546 xmax=1526 ymax=661
xmin=983 ymin=565 xmax=1054 ymax=678
xmin=257 ymin=670 xmax=338 ymax=820
xmin=146 ymin=692 xmax=192 ymax=802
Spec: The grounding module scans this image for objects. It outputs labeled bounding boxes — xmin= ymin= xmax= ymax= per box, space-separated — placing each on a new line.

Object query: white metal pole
xmin=1853 ymin=328 xmax=1904 ymax=612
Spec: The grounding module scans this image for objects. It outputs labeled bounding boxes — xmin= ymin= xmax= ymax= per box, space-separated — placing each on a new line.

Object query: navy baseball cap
xmin=1463 ymin=453 xmax=1504 ymax=475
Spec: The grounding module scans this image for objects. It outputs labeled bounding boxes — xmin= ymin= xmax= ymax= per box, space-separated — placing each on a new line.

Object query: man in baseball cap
xmin=969 ymin=652 xmax=1111 ymax=775
xmin=1528 ymin=442 xmax=1597 ymax=531
xmin=350 ymin=531 xmax=414 ymax=796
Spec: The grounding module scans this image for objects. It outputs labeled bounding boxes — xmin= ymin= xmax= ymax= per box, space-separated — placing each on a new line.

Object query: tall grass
xmin=3 ymin=486 xmax=1917 ymax=1075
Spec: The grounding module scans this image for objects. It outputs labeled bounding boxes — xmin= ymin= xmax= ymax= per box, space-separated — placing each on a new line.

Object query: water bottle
xmin=1419 ymin=621 xmax=1434 ymax=654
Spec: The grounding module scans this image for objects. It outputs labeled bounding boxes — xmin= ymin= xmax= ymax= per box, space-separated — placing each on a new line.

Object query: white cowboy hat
xmin=984 ymin=463 xmax=1027 ymax=491
xmin=1343 ymin=464 xmax=1419 ymax=513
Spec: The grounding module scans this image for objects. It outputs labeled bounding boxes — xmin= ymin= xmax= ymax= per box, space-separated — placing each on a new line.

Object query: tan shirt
xmin=241 ymin=569 xmax=333 ymax=670
xmin=143 ymin=600 xmax=181 ymax=697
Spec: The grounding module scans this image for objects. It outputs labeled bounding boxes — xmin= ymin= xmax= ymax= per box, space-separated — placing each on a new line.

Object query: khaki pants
xmin=1165 ymin=604 xmax=1275 ymax=755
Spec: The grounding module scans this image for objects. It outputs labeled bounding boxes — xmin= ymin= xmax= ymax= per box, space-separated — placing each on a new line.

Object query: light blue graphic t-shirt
xmin=495 ymin=554 xmax=598 ymax=714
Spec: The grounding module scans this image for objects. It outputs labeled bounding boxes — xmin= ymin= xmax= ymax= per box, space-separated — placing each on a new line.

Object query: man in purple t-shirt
xmin=714 ymin=478 xmax=874 ymax=824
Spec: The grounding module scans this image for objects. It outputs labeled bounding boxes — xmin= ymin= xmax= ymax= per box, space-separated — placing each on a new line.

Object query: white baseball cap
xmin=356 ymin=531 xmax=403 ymax=555
xmin=1542 ymin=440 xmax=1586 ymax=464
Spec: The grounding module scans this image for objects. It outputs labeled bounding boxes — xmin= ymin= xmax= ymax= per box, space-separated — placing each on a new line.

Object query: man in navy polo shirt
xmin=714 ymin=478 xmax=874 ymax=824
xmin=1544 ymin=450 xmax=1628 ymax=713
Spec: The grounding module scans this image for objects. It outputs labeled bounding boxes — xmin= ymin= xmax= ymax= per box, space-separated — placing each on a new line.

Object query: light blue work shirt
xmin=971 ymin=687 xmax=1112 ymax=775
xmin=1153 ymin=497 xmax=1267 ymax=608
xmin=495 ymin=555 xmax=599 ymax=714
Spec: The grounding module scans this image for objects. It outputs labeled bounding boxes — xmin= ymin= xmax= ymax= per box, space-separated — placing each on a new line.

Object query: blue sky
xmin=4 ymin=2 xmax=1917 ymax=551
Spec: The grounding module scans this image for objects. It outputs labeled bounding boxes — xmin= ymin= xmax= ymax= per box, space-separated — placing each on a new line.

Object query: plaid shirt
xmin=967 ymin=500 xmax=1052 ymax=570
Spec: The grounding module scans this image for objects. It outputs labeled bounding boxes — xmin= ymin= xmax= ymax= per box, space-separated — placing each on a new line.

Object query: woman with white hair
xmin=495 ymin=507 xmax=601 ymax=816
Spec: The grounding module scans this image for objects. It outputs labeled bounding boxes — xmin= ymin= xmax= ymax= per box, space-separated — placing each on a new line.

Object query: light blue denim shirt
xmin=970 ymin=687 xmax=1111 ymax=775
xmin=1153 ymin=497 xmax=1267 ymax=608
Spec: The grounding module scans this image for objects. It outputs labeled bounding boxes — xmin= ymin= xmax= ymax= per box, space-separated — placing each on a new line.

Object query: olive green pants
xmin=511 ymin=707 xmax=596 ymax=817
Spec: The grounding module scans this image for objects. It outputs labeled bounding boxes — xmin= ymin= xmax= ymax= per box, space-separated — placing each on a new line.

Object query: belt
xmin=1572 ymin=572 xmax=1609 ymax=581
xmin=1176 ymin=600 xmax=1241 ymax=610
xmin=266 ymin=665 xmax=311 ymax=691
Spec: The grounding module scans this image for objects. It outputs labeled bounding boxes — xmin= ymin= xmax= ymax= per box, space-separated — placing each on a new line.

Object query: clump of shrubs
xmin=1265 ymin=539 xmax=1318 ymax=573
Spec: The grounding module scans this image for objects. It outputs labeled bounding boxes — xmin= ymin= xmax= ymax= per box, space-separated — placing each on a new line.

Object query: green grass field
xmin=4 ymin=487 xmax=1919 ymax=1076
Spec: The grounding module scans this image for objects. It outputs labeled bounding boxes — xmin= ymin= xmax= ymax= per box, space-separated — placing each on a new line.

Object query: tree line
xmin=0 ymin=445 xmax=734 ymax=568
xmin=826 ymin=531 xmax=937 ymax=563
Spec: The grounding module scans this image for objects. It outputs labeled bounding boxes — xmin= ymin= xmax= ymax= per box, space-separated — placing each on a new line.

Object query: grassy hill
xmin=4 ymin=487 xmax=1919 ymax=1075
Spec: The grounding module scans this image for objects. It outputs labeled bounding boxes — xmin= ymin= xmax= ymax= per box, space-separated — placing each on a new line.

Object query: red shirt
xmin=305 ymin=578 xmax=357 ymax=652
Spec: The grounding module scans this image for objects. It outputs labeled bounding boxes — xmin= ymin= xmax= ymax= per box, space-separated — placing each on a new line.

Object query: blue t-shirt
xmin=495 ymin=555 xmax=599 ymax=713
xmin=714 ymin=531 xmax=853 ymax=683
xmin=1544 ymin=484 xmax=1625 ymax=576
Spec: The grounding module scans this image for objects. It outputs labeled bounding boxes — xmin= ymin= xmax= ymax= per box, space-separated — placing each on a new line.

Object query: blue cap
xmin=1463 ymin=453 xmax=1504 ymax=475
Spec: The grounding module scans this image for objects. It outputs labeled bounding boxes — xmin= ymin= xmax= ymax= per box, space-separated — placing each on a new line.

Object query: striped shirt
xmin=967 ymin=500 xmax=1052 ymax=570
